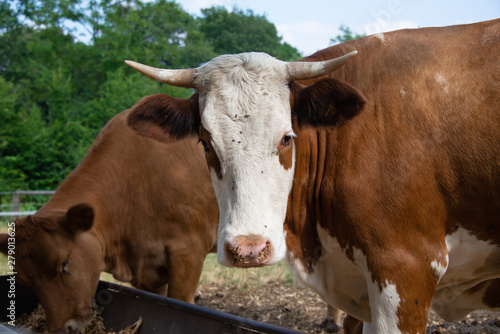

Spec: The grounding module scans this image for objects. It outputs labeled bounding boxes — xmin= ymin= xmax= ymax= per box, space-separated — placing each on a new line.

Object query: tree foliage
xmin=199 ymin=7 xmax=301 ymax=61
xmin=0 ymin=0 xmax=301 ymax=191
xmin=330 ymin=24 xmax=366 ymax=45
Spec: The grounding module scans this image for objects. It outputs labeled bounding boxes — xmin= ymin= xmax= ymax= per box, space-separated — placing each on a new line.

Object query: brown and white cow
xmin=0 ymin=107 xmax=219 ymax=333
xmin=125 ymin=19 xmax=500 ymax=333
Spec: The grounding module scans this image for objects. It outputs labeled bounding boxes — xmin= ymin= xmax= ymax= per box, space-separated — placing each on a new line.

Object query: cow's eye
xmin=61 ymin=258 xmax=69 ymax=274
xmin=281 ymin=135 xmax=292 ymax=147
xmin=198 ymin=138 xmax=210 ymax=153
xmin=279 ymin=132 xmax=294 ymax=149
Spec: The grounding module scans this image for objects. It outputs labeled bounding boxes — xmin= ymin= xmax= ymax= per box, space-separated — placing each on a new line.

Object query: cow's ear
xmin=0 ymin=234 xmax=7 ymax=255
xmin=61 ymin=203 xmax=94 ymax=235
xmin=128 ymin=93 xmax=200 ymax=143
xmin=291 ymin=78 xmax=366 ymax=126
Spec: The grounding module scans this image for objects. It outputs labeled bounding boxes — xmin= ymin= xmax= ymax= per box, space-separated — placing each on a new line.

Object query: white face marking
xmin=64 ymin=319 xmax=84 ymax=333
xmin=193 ymin=53 xmax=296 ymax=266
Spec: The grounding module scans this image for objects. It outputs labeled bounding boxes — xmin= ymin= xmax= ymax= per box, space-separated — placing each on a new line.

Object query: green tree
xmin=97 ymin=0 xmax=197 ymax=68
xmin=0 ymin=0 xmax=306 ymax=192
xmin=12 ymin=0 xmax=84 ymax=30
xmin=0 ymin=1 xmax=20 ymax=32
xmin=199 ymin=6 xmax=301 ymax=60
xmin=330 ymin=24 xmax=366 ymax=45
xmin=0 ymin=76 xmax=83 ymax=190
xmin=0 ymin=13 xmax=97 ymax=190
xmin=81 ymin=68 xmax=192 ymax=134
xmin=0 ymin=77 xmax=26 ymax=190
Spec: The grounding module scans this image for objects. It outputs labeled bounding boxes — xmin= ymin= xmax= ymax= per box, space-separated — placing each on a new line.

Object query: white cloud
xmin=180 ymin=0 xmax=244 ymax=15
xmin=276 ymin=21 xmax=340 ymax=56
xmin=180 ymin=0 xmax=227 ymax=15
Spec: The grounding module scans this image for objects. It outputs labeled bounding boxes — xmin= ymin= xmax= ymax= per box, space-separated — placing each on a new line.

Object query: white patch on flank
xmin=435 ymin=73 xmax=449 ymax=93
xmin=434 ymin=279 xmax=499 ymax=322
xmin=288 ymin=224 xmax=372 ymax=323
xmin=432 ymin=227 xmax=500 ymax=321
xmin=400 ymin=89 xmax=406 ymax=98
xmin=290 ymin=225 xmax=408 ymax=333
xmin=442 ymin=228 xmax=499 ymax=282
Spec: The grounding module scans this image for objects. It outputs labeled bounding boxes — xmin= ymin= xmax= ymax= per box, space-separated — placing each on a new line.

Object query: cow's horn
xmin=124 ymin=60 xmax=196 ymax=88
xmin=286 ymin=51 xmax=358 ymax=82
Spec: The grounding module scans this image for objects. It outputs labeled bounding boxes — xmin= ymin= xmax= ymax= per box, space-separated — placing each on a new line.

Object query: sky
xmin=175 ymin=0 xmax=499 ymax=56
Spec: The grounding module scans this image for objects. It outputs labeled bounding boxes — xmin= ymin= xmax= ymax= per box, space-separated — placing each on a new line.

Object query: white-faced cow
xmin=125 ymin=19 xmax=500 ymax=334
xmin=0 ymin=108 xmax=218 ymax=333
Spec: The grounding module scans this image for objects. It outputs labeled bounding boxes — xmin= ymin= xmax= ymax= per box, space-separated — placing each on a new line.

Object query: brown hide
xmin=1 ymin=103 xmax=218 ymax=332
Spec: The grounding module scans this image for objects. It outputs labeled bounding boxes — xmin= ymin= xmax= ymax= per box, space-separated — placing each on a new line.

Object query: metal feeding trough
xmin=0 ymin=276 xmax=303 ymax=333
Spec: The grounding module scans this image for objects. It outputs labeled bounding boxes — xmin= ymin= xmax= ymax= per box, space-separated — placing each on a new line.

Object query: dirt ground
xmin=195 ymin=279 xmax=500 ymax=334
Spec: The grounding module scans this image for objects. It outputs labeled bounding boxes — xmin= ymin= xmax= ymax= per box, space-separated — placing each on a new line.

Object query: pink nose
xmin=225 ymin=235 xmax=272 ymax=267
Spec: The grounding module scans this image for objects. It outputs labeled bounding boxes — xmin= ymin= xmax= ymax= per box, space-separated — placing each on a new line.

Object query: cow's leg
xmin=320 ymin=305 xmax=343 ymax=332
xmin=365 ymin=262 xmax=436 ymax=334
xmin=145 ymin=283 xmax=168 ymax=296
xmin=133 ymin=272 xmax=168 ymax=296
xmin=343 ymin=314 xmax=363 ymax=334
xmin=166 ymin=254 xmax=205 ymax=303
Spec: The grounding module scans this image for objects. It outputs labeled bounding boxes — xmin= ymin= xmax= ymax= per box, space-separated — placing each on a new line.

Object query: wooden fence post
xmin=11 ymin=191 xmax=23 ymax=213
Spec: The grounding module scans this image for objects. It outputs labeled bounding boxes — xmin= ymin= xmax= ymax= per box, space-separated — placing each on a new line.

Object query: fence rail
xmin=0 ymin=211 xmax=37 ymax=217
xmin=0 ymin=190 xmax=55 ymax=218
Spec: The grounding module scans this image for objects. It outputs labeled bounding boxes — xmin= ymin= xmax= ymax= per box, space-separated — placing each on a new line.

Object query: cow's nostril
xmin=257 ymin=241 xmax=271 ymax=263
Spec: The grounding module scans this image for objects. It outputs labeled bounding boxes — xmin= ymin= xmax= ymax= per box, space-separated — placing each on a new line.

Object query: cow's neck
xmin=40 ymin=165 xmax=117 ymax=263
xmin=285 ymin=116 xmax=368 ymax=264
xmin=285 ymin=121 xmax=339 ymax=272
xmin=39 ymin=136 xmax=139 ymax=280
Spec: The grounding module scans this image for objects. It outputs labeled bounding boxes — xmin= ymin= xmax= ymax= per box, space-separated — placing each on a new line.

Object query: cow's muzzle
xmin=225 ymin=235 xmax=272 ymax=267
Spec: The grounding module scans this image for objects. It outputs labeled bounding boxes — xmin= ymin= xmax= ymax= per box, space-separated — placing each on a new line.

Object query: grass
xmin=0 ymin=220 xmax=295 ymax=291
xmin=0 ymin=223 xmax=11 ymax=275
xmin=199 ymin=253 xmax=295 ymax=292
